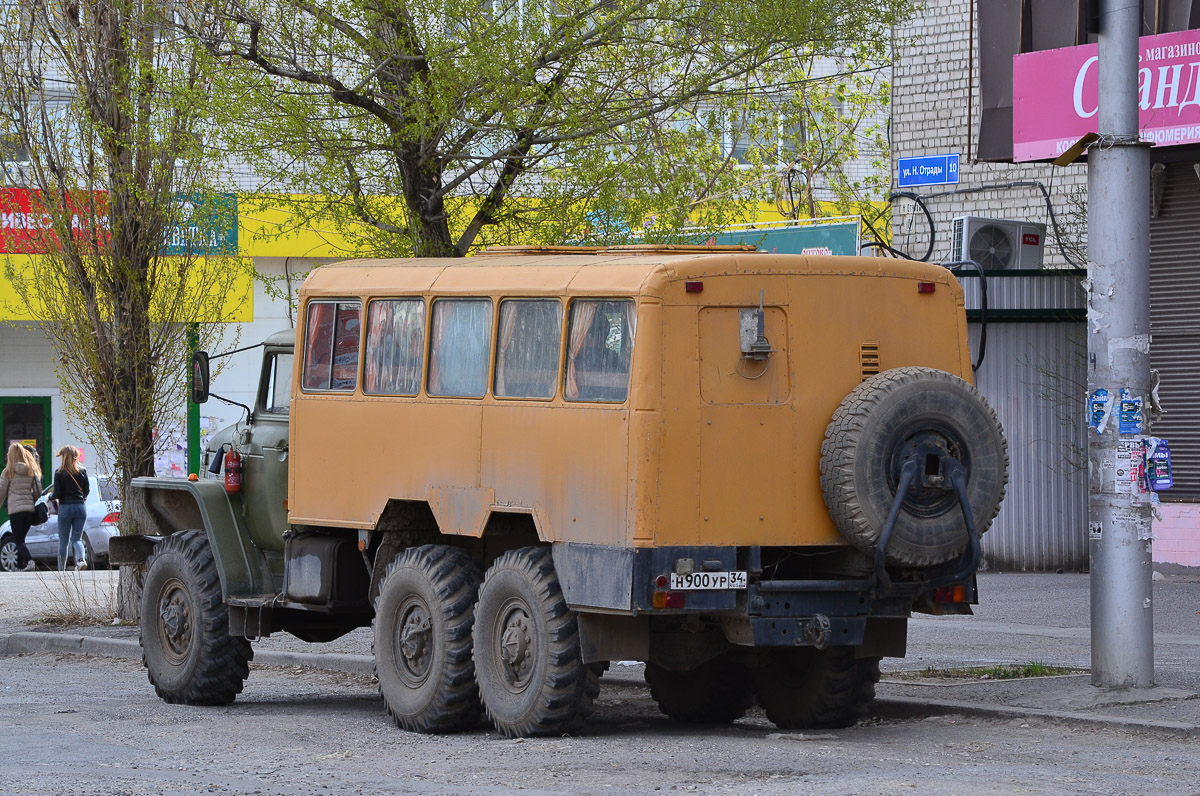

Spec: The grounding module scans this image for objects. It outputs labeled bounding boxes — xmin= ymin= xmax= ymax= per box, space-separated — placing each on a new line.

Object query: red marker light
xmin=685 ymin=281 xmax=704 ymax=293
xmin=917 ymin=282 xmax=936 ymax=293
xmin=933 ymin=584 xmax=968 ymax=603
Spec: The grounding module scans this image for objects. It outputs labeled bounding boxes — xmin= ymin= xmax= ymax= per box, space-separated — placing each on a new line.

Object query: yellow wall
xmin=237 ymin=195 xmax=370 ymax=258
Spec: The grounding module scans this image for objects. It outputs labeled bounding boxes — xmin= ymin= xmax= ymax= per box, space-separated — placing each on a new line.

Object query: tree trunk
xmin=118 ymin=562 xmax=145 ymax=623
xmin=398 ymin=149 xmax=459 ymax=257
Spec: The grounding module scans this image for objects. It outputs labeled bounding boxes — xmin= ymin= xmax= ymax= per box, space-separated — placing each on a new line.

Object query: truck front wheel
xmin=140 ymin=529 xmax=253 ymax=705
xmin=473 ymin=546 xmax=598 ymax=737
xmin=373 ymin=544 xmax=483 ymax=733
xmin=754 ymin=647 xmax=880 ymax=729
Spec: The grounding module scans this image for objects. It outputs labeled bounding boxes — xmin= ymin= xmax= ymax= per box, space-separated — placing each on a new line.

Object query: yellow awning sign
xmin=0 ymin=254 xmax=254 ymax=323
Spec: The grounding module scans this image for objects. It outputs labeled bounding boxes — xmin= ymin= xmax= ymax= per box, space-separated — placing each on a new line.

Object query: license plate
xmin=669 ymin=571 xmax=748 ymax=590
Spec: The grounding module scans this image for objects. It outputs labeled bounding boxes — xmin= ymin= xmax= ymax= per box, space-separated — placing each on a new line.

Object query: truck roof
xmin=300 ymin=249 xmax=957 ymax=299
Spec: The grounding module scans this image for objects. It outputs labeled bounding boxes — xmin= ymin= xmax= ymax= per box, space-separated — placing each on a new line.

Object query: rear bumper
xmin=552 ymin=542 xmax=962 ymax=635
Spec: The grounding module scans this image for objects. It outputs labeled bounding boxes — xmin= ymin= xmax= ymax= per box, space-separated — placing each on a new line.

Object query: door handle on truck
xmin=263 ymin=442 xmax=289 ymax=462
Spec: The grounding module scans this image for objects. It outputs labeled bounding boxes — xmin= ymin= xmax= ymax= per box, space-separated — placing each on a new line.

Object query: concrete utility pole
xmin=1087 ymin=0 xmax=1154 ymax=689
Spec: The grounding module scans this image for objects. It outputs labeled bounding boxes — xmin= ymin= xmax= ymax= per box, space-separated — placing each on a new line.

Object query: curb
xmin=873 ymin=695 xmax=1200 ymax=740
xmin=3 ymin=630 xmax=1197 ymax=739
xmin=0 ymin=631 xmax=376 ymax=677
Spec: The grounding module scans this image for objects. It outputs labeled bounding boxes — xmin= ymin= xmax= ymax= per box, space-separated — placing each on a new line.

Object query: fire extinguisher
xmin=223 ymin=447 xmax=242 ymax=494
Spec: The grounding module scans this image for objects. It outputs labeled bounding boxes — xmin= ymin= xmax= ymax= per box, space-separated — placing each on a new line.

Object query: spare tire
xmin=819 ymin=367 xmax=1008 ymax=567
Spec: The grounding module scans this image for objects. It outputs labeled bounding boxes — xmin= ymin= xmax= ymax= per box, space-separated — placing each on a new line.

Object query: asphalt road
xmin=2 ymin=569 xmax=1200 ymax=794
xmin=2 ymin=652 xmax=1199 ymax=796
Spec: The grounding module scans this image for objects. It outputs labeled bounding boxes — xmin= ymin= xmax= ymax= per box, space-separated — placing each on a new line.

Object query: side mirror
xmin=191 ymin=351 xmax=210 ymax=404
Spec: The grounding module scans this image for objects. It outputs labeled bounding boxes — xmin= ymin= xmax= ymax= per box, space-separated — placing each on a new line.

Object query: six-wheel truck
xmin=114 ymin=246 xmax=1007 ymax=736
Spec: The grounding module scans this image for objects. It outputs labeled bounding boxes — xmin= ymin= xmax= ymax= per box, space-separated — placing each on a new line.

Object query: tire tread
xmin=140 ymin=529 xmax=253 ymax=706
xmin=757 ymin=648 xmax=880 ymax=729
xmin=644 ymin=657 xmax=754 ymax=724
xmin=475 ymin=546 xmax=596 ymax=738
xmin=373 ymin=544 xmax=483 ymax=733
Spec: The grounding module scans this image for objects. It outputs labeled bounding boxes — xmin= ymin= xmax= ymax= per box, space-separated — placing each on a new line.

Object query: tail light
xmin=101 ymin=511 xmax=120 ymax=525
xmin=651 ymin=590 xmax=687 ymax=609
xmin=933 ymin=584 xmax=967 ymax=603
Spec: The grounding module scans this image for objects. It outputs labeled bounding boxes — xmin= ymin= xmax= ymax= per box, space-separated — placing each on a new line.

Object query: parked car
xmin=0 ymin=475 xmax=120 ymax=571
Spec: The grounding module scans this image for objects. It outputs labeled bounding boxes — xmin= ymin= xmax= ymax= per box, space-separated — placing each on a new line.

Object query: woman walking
xmin=0 ymin=443 xmax=42 ymax=572
xmin=52 ymin=446 xmax=90 ymax=571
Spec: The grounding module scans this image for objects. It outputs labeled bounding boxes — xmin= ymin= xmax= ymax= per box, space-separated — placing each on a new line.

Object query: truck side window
xmin=428 ymin=298 xmax=492 ymax=398
xmin=302 ymin=300 xmax=361 ymax=391
xmin=495 ymin=299 xmax=562 ymax=399
xmin=264 ymin=353 xmax=294 ymax=413
xmin=565 ymin=299 xmax=636 ymax=403
xmin=364 ymin=299 xmax=425 ymax=396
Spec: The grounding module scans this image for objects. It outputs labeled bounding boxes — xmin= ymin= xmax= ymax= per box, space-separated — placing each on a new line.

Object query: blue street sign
xmin=897 ymin=154 xmax=960 ymax=188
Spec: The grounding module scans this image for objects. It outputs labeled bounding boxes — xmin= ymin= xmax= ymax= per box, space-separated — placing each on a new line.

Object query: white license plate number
xmin=669 ymin=571 xmax=748 ymax=590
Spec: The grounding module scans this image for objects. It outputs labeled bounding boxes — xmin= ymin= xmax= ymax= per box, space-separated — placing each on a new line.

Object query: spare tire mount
xmin=872 ymin=454 xmax=981 ymax=592
xmin=820 ymin=367 xmax=1008 ymax=569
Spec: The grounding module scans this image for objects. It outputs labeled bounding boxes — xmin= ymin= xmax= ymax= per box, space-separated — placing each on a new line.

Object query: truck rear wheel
xmin=140 ymin=529 xmax=252 ymax=705
xmin=755 ymin=647 xmax=880 ymax=729
xmin=644 ymin=655 xmax=754 ymax=724
xmin=473 ymin=546 xmax=597 ymax=737
xmin=820 ymin=367 xmax=1008 ymax=566
xmin=373 ymin=544 xmax=483 ymax=733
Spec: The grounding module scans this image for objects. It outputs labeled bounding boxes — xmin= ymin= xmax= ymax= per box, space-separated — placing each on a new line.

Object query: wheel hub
xmin=157 ymin=580 xmax=193 ymax=663
xmin=499 ymin=609 xmax=533 ymax=686
xmin=399 ymin=606 xmax=432 ymax=672
xmin=392 ymin=594 xmax=437 ymax=686
xmin=890 ymin=431 xmax=964 ymax=518
xmin=0 ymin=543 xmax=17 ymax=572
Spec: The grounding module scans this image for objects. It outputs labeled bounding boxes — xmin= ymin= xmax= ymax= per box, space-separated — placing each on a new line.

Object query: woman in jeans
xmin=52 ymin=445 xmax=90 ymax=571
xmin=0 ymin=442 xmax=42 ymax=571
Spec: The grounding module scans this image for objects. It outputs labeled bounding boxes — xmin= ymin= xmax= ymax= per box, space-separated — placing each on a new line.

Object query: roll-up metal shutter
xmin=1149 ymin=162 xmax=1200 ymax=500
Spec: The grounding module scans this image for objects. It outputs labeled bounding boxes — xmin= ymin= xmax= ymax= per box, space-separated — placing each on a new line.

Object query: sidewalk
xmin=2 ymin=570 xmax=1198 ymax=737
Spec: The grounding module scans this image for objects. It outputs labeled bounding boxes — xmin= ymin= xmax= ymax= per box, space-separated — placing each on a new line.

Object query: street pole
xmin=187 ymin=324 xmax=201 ymax=478
xmin=1088 ymin=0 xmax=1154 ymax=689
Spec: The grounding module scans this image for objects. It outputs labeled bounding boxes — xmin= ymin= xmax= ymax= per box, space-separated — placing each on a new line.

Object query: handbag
xmin=33 ymin=501 xmax=49 ymax=525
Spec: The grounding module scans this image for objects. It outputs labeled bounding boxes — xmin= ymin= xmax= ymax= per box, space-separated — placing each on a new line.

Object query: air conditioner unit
xmin=951 ymin=216 xmax=1046 ymax=270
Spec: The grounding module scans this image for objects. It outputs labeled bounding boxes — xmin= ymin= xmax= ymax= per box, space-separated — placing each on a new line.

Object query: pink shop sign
xmin=1013 ymin=28 xmax=1200 ymax=162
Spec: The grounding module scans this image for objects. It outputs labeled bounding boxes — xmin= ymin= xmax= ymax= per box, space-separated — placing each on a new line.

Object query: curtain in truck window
xmin=301 ymin=300 xmax=361 ymax=391
xmin=428 ymin=298 xmax=492 ymax=398
xmin=364 ymin=299 xmax=425 ymax=396
xmin=565 ymin=299 xmax=636 ymax=402
xmin=495 ymin=299 xmax=562 ymax=399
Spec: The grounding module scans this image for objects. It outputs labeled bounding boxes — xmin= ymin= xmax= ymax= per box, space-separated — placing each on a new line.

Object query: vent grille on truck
xmin=860 ymin=342 xmax=880 ymax=381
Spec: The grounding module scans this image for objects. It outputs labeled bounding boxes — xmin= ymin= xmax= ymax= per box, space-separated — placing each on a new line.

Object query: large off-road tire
xmin=473 ymin=546 xmax=597 ymax=738
xmin=140 ymin=529 xmax=253 ymax=705
xmin=755 ymin=647 xmax=881 ymax=729
xmin=373 ymin=544 xmax=483 ymax=733
xmin=644 ymin=655 xmax=755 ymax=724
xmin=820 ymin=367 xmax=1008 ymax=566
